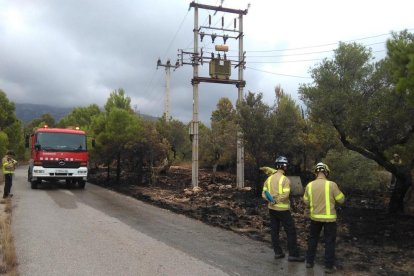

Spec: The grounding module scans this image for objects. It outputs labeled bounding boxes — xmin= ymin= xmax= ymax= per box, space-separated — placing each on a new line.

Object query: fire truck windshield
xmin=36 ymin=132 xmax=87 ymax=152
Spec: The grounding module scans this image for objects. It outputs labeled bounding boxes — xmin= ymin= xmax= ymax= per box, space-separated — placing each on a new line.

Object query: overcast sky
xmin=1 ymin=0 xmax=413 ymax=123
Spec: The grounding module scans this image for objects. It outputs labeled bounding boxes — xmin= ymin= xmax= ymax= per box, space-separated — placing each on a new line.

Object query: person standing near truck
xmin=2 ymin=150 xmax=18 ymax=198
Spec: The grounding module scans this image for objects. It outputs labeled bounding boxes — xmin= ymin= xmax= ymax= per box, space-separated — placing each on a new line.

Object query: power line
xmin=246 ymin=28 xmax=414 ymax=53
xmin=162 ymin=10 xmax=190 ymax=60
xmin=142 ymin=10 xmax=190 ymax=106
xmin=246 ymin=66 xmax=311 ymax=79
xmin=247 ymin=58 xmax=323 ymax=64
xmin=218 ymin=41 xmax=386 ymax=58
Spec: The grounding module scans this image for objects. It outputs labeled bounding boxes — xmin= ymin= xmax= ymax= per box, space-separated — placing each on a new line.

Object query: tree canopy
xmin=386 ymin=30 xmax=414 ymax=105
xmin=58 ymin=104 xmax=101 ymax=129
xmin=0 ymin=90 xmax=24 ymax=158
xmin=104 ymin=88 xmax=133 ymax=113
xmin=300 ymin=31 xmax=414 ymax=212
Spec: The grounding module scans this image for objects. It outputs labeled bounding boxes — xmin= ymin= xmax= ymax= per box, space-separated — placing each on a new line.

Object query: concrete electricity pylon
xmin=157 ymin=58 xmax=180 ymax=121
xmin=185 ymin=1 xmax=248 ymax=188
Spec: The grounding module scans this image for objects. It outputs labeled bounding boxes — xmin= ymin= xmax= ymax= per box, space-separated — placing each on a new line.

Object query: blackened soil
xmin=89 ymin=167 xmax=414 ymax=275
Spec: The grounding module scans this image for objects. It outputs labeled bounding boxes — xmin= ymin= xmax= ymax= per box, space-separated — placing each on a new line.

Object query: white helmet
xmin=315 ymin=162 xmax=330 ymax=176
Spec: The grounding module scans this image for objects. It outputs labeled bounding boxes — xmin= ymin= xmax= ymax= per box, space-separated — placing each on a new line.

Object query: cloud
xmin=1 ymin=0 xmax=413 ymax=124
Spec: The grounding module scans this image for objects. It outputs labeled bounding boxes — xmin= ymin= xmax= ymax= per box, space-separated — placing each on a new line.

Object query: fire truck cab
xmin=27 ymin=126 xmax=91 ymax=189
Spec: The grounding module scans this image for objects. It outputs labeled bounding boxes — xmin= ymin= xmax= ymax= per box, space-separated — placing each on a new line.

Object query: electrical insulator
xmin=222 ymin=16 xmax=224 ymax=27
xmin=209 ymin=15 xmax=211 ymax=26
xmin=234 ymin=18 xmax=236 ymax=29
xmin=200 ymin=32 xmax=205 ymax=42
xmin=211 ymin=33 xmax=217 ymax=43
xmin=223 ymin=35 xmax=228 ymax=44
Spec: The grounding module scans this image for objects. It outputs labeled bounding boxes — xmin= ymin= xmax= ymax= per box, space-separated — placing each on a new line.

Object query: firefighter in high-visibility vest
xmin=262 ymin=156 xmax=304 ymax=262
xmin=2 ymin=150 xmax=18 ymax=198
xmin=303 ymin=162 xmax=345 ymax=274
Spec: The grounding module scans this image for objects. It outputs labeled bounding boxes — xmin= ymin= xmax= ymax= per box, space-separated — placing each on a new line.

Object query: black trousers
xmin=3 ymin=173 xmax=13 ymax=198
xmin=269 ymin=209 xmax=299 ymax=257
xmin=306 ymin=220 xmax=337 ymax=268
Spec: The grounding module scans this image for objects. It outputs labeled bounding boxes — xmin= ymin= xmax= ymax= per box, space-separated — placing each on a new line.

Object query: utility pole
xmin=236 ymin=12 xmax=245 ymax=188
xmin=191 ymin=6 xmax=200 ymax=187
xmin=186 ymin=1 xmax=248 ymax=188
xmin=157 ymin=58 xmax=180 ymax=121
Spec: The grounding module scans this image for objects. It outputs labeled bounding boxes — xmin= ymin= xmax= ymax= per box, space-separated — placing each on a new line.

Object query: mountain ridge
xmin=15 ymin=103 xmax=159 ymax=124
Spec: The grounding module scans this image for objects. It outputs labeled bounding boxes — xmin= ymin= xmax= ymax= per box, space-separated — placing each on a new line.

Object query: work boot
xmin=8 ymin=194 xmax=13 ymax=198
xmin=274 ymin=253 xmax=285 ymax=259
xmin=306 ymin=262 xmax=314 ymax=268
xmin=288 ymin=256 xmax=305 ymax=262
xmin=325 ymin=266 xmax=335 ymax=274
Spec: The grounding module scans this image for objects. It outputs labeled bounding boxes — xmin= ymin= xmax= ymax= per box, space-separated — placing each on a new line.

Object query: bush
xmin=323 ymin=149 xmax=385 ymax=192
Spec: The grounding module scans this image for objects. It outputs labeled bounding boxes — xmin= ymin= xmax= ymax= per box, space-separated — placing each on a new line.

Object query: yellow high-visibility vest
xmin=263 ymin=173 xmax=290 ymax=210
xmin=304 ymin=180 xmax=345 ymax=222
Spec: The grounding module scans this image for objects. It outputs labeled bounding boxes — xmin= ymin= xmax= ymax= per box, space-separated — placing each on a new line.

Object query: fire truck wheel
xmin=31 ymin=180 xmax=39 ymax=189
xmin=78 ymin=180 xmax=86 ymax=189
xmin=65 ymin=179 xmax=74 ymax=189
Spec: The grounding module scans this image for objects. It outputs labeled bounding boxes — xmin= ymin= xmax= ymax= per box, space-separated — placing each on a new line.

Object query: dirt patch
xmin=89 ymin=166 xmax=414 ymax=275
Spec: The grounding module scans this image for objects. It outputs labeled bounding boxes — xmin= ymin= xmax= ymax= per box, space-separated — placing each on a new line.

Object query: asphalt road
xmin=11 ymin=166 xmax=324 ymax=275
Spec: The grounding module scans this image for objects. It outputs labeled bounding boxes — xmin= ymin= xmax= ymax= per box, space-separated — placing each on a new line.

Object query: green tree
xmin=156 ymin=117 xmax=191 ymax=165
xmin=0 ymin=90 xmax=24 ymax=158
xmin=324 ymin=148 xmax=383 ymax=192
xmin=300 ymin=40 xmax=414 ymax=213
xmin=58 ymin=104 xmax=101 ymax=129
xmin=210 ymin=98 xmax=237 ymax=169
xmin=4 ymin=120 xmax=25 ymax=159
xmin=386 ymin=30 xmax=414 ymax=105
xmin=0 ymin=131 xmax=9 ymax=158
xmin=237 ymin=92 xmax=273 ymax=194
xmin=0 ymin=90 xmax=16 ymax=129
xmin=198 ymin=122 xmax=214 ymax=167
xmin=25 ymin=113 xmax=56 ymax=133
xmin=270 ymin=94 xmax=306 ymax=172
xmin=91 ymin=108 xmax=142 ymax=183
xmin=123 ymin=119 xmax=169 ymax=185
xmin=104 ymin=88 xmax=133 ymax=113
xmin=90 ymin=89 xmax=139 ymax=184
xmin=302 ymin=119 xmax=341 ymax=171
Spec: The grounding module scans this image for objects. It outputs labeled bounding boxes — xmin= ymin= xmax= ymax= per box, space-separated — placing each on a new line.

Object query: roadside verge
xmin=0 ymin=179 xmax=17 ymax=275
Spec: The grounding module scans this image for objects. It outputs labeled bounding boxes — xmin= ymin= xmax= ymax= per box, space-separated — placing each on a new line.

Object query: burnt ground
xmin=88 ymin=166 xmax=414 ymax=276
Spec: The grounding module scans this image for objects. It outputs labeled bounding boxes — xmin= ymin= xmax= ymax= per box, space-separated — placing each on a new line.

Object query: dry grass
xmin=0 ymin=196 xmax=18 ymax=275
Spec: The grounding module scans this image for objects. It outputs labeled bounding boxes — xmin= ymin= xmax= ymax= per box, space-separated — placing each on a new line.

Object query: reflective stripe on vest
xmin=309 ymin=180 xmax=337 ymax=219
xmin=335 ymin=193 xmax=344 ymax=201
xmin=308 ymin=182 xmax=314 ymax=215
xmin=275 ymin=175 xmax=289 ymax=209
xmin=262 ymin=175 xmax=273 ymax=193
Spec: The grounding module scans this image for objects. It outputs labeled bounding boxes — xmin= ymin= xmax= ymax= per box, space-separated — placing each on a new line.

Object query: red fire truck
xmin=27 ymin=126 xmax=93 ymax=189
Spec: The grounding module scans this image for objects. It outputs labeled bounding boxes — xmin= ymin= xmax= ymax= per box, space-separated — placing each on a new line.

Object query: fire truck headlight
xmin=78 ymin=170 xmax=87 ymax=174
xmin=34 ymin=169 xmax=45 ymax=173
